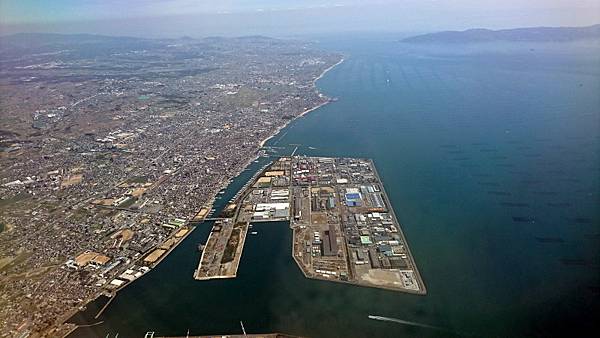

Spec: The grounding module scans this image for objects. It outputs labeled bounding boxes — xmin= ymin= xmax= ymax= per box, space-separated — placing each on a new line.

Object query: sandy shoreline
xmin=259 ymin=57 xmax=345 ymax=148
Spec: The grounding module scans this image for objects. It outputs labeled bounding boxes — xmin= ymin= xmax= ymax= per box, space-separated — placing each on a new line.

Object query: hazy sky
xmin=1 ymin=0 xmax=599 ymax=37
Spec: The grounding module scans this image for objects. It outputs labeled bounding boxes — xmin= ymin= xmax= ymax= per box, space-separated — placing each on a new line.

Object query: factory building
xmin=72 ymin=251 xmax=111 ymax=269
xmin=252 ymin=202 xmax=290 ymax=220
xmin=368 ymin=249 xmax=381 ymax=268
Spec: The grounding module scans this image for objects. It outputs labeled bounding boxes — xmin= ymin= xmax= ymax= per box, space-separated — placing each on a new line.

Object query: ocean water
xmin=70 ymin=36 xmax=600 ymax=337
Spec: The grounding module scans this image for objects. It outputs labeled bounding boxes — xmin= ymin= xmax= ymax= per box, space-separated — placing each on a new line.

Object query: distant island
xmin=402 ymin=24 xmax=600 ymax=43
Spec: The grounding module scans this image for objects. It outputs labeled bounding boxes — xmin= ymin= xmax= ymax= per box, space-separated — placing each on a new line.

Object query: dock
xmin=193 ymin=156 xmax=426 ymax=294
xmin=193 ymin=158 xmax=291 ymax=280
xmin=193 ymin=219 xmax=249 ymax=280
xmin=289 ymin=156 xmax=426 ymax=293
xmin=150 ymin=333 xmax=301 ymax=338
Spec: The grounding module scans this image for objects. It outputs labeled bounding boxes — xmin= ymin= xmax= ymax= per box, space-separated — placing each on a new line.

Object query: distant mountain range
xmin=402 ymin=24 xmax=600 ymax=43
xmin=0 ymin=32 xmax=276 ymax=45
xmin=0 ymin=33 xmax=279 ymax=58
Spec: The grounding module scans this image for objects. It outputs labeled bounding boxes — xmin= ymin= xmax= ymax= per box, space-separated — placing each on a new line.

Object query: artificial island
xmin=195 ymin=156 xmax=426 ymax=294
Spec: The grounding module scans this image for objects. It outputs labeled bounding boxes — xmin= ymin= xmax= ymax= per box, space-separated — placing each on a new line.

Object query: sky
xmin=1 ymin=0 xmax=599 ymax=38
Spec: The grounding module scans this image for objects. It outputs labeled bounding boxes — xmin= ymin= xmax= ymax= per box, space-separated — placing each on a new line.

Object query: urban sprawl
xmin=0 ymin=34 xmax=341 ymax=337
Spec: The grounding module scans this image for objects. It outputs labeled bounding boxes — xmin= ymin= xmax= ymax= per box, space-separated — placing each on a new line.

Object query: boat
xmin=250 ymin=231 xmax=258 ymax=235
xmin=197 ymin=244 xmax=204 ymax=252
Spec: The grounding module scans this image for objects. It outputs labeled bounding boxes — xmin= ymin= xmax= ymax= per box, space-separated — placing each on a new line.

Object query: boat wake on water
xmin=368 ymin=315 xmax=447 ymax=331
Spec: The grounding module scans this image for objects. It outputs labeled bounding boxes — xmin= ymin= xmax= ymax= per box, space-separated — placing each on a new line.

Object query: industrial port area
xmin=194 ymin=159 xmax=292 ymax=280
xmin=195 ymin=156 xmax=425 ymax=294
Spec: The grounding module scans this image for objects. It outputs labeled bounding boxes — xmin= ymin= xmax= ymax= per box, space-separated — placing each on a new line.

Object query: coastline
xmin=368 ymin=159 xmax=427 ymax=295
xmin=62 ymin=55 xmax=345 ymax=335
xmin=61 ymin=220 xmax=198 ymax=337
xmin=315 ymin=57 xmax=345 ymax=83
xmin=258 ymin=57 xmax=345 ymax=148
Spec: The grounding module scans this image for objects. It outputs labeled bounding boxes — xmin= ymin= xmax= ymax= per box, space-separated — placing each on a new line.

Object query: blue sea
xmin=70 ymin=35 xmax=600 ymax=337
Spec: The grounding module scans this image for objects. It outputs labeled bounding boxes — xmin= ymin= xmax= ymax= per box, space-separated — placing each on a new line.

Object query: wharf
xmin=193 ymin=220 xmax=249 ymax=280
xmin=289 ymin=156 xmax=425 ymax=294
xmin=193 ymin=156 xmax=425 ymax=294
xmin=193 ymin=159 xmax=291 ymax=280
xmin=155 ymin=334 xmax=300 ymax=338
